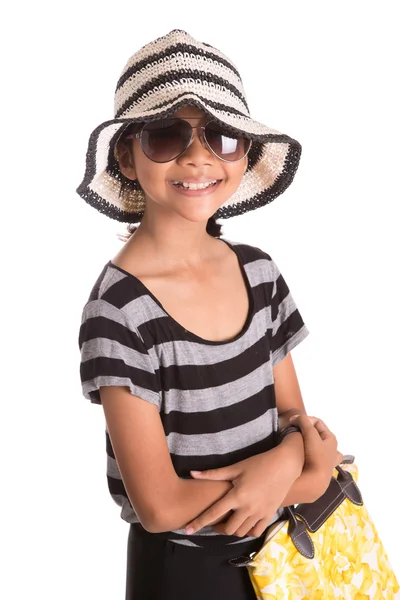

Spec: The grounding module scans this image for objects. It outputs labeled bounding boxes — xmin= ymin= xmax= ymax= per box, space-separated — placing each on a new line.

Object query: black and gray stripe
xmin=78 ymin=238 xmax=309 ymax=546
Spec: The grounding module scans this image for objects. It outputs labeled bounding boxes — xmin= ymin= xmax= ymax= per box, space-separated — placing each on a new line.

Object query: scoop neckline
xmin=108 ymin=237 xmax=255 ymax=346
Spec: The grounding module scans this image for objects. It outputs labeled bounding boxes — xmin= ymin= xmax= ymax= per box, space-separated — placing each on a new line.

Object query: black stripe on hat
xmin=115 ymin=70 xmax=249 ymax=118
xmin=115 ymin=43 xmax=242 ymax=91
xmin=77 ymin=120 xmax=122 ymax=194
xmin=142 ymin=93 xmax=250 ymax=123
xmin=76 ymin=118 xmax=141 ymax=211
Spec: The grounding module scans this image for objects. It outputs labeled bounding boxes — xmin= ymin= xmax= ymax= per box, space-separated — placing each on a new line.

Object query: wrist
xmin=277 ymin=431 xmax=305 ymax=478
xmin=281 ymin=468 xmax=325 ymax=506
xmin=278 ymin=424 xmax=302 ymax=443
xmin=278 ymin=409 xmax=306 ymax=431
xmin=301 ymin=464 xmax=331 ymax=498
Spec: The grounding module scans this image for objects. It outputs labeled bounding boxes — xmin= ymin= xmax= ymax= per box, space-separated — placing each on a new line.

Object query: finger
xmin=212 ymin=522 xmax=232 ymax=535
xmin=185 ymin=494 xmax=235 ymax=534
xmin=289 ymin=413 xmax=319 ymax=434
xmin=190 ymin=464 xmax=239 ymax=481
xmin=336 ymin=451 xmax=344 ymax=464
xmin=247 ymin=517 xmax=272 ymax=538
xmin=311 ymin=418 xmax=332 ymax=440
xmin=211 ymin=509 xmax=250 ymax=537
xmin=234 ymin=516 xmax=259 ymax=538
xmin=297 ymin=415 xmax=334 ymax=443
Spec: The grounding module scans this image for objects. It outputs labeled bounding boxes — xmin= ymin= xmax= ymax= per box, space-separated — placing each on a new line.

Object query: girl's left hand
xmin=184 ymin=447 xmax=300 ymax=538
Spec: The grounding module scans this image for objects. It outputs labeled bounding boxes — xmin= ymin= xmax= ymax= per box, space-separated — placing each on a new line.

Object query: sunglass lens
xmin=141 ymin=119 xmax=191 ymax=162
xmin=205 ymin=122 xmax=251 ymax=161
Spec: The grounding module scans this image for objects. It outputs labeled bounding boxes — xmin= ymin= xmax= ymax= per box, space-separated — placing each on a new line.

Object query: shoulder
xmin=222 ymin=237 xmax=272 ymax=260
xmin=80 ymin=261 xmax=148 ymax=340
xmin=221 ymin=237 xmax=276 ymax=275
xmin=82 ymin=260 xmax=144 ymax=312
xmin=83 ymin=262 xmax=123 ymax=304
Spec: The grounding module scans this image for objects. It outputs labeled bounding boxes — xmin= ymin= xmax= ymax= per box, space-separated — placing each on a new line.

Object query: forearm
xmin=277 ymin=424 xmax=323 ymax=505
xmin=278 ymin=413 xmax=330 ymax=505
xmin=277 ymin=430 xmax=305 ymax=478
xmin=153 ymin=428 xmax=306 ymax=533
xmin=152 ymin=477 xmax=233 ymax=532
xmin=279 ymin=467 xmax=325 ymax=506
xmin=160 ymin=433 xmax=304 ymax=530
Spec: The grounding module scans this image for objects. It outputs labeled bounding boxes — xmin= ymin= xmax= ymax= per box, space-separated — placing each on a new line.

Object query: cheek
xmin=132 ymin=147 xmax=167 ymax=189
xmin=225 ymin=162 xmax=247 ymax=186
xmin=135 ymin=163 xmax=171 ymax=195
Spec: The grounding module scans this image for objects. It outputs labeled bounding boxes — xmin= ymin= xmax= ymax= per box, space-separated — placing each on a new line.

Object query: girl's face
xmin=118 ymin=106 xmax=248 ymax=224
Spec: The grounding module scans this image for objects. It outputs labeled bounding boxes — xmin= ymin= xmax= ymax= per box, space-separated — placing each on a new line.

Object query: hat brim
xmin=76 ymin=93 xmax=301 ymax=223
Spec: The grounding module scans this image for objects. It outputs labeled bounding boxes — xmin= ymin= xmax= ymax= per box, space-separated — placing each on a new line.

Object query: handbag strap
xmin=285 ymin=456 xmax=363 ymax=557
xmin=294 ymin=459 xmax=363 ymax=529
xmin=230 ymin=455 xmax=363 ymax=564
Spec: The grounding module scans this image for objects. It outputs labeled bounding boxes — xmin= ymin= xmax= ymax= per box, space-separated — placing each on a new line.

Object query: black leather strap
xmin=278 ymin=424 xmax=302 ymax=443
xmin=231 ymin=458 xmax=362 ymax=564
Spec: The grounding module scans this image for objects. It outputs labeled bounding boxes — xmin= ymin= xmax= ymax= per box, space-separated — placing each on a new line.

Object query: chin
xmin=178 ymin=212 xmax=216 ymax=224
xmin=172 ymin=203 xmax=217 ymax=219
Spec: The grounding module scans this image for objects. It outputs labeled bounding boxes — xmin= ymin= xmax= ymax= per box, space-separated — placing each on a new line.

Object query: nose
xmin=177 ymin=126 xmax=214 ymax=165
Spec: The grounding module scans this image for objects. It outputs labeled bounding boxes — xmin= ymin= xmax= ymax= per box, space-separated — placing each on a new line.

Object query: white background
xmin=2 ymin=1 xmax=399 ymax=598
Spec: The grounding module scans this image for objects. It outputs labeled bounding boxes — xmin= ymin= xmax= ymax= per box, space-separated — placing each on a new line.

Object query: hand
xmin=289 ymin=414 xmax=344 ymax=492
xmin=184 ymin=446 xmax=299 ymax=538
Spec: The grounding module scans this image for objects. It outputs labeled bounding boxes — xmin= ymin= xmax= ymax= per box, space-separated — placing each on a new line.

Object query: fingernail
xmin=289 ymin=414 xmax=300 ymax=421
xmin=186 ymin=527 xmax=194 ymax=534
xmin=190 ymin=471 xmax=201 ymax=475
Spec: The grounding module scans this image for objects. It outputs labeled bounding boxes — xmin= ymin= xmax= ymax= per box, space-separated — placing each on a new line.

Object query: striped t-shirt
xmin=78 ymin=238 xmax=309 ymax=547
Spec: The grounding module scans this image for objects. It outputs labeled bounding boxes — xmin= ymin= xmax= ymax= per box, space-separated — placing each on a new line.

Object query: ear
xmin=115 ymin=146 xmax=137 ymax=181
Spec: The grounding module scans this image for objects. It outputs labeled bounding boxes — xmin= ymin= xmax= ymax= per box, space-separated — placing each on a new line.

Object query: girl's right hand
xmin=288 ymin=414 xmax=344 ymax=490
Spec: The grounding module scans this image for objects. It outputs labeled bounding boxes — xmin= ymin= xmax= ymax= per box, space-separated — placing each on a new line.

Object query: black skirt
xmin=125 ymin=523 xmax=266 ymax=600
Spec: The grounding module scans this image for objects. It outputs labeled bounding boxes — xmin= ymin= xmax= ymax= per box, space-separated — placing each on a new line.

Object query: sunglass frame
xmin=124 ymin=117 xmax=252 ymax=163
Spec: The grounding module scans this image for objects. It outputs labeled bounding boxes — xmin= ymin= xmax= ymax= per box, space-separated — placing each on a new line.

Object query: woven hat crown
xmin=113 ymin=29 xmax=250 ymax=124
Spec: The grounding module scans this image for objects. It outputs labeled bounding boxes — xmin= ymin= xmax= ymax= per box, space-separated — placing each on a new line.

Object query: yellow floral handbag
xmin=229 ymin=456 xmax=400 ymax=600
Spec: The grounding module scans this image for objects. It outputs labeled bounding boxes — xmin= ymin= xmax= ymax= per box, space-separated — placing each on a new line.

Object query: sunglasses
xmin=123 ymin=117 xmax=252 ymax=163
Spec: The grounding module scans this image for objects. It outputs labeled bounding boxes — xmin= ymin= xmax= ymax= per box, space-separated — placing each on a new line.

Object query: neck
xmin=125 ymin=212 xmax=218 ymax=271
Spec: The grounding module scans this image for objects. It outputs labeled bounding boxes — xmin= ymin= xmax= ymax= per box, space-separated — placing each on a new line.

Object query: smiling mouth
xmin=171 ymin=180 xmax=220 ymax=190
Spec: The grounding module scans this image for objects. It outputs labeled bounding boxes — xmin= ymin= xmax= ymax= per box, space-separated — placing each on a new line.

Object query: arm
xmin=276 ymin=432 xmax=326 ymax=505
xmin=100 ymin=354 xmax=316 ymax=535
xmin=100 ymin=385 xmax=235 ymax=533
xmin=273 ymin=353 xmax=330 ymax=504
xmin=275 ymin=352 xmax=307 ymax=430
xmin=274 ymin=353 xmax=314 ymax=500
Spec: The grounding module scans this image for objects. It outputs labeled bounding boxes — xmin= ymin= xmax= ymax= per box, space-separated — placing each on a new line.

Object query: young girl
xmin=77 ymin=29 xmax=341 ymax=600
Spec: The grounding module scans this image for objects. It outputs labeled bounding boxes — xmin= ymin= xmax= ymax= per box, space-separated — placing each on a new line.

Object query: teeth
xmin=172 ymin=180 xmax=217 ymax=190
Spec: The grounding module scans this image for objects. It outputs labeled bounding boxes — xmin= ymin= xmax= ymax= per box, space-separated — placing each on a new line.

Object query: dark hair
xmin=114 ymin=123 xmax=224 ymax=242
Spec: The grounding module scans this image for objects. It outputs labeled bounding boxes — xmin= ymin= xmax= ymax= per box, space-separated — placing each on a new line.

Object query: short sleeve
xmin=269 ymin=259 xmax=310 ymax=366
xmin=78 ymin=298 xmax=161 ymax=409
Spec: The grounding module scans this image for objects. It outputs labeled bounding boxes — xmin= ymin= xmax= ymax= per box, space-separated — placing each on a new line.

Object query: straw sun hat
xmin=76 ymin=29 xmax=302 ymax=223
